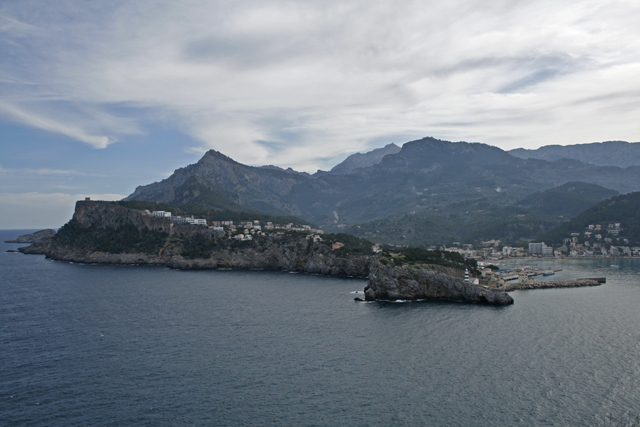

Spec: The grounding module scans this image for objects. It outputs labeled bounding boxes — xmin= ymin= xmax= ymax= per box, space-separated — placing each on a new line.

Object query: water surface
xmin=2 ymin=230 xmax=639 ymax=426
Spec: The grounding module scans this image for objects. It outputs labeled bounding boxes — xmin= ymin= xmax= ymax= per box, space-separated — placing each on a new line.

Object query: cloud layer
xmin=1 ymin=0 xmax=639 ymax=171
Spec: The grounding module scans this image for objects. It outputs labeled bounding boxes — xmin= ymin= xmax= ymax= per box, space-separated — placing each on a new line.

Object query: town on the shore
xmin=148 ymin=208 xmax=636 ymax=260
xmin=149 ymin=210 xmax=325 ymax=242
xmin=443 ymin=222 xmax=639 ymax=260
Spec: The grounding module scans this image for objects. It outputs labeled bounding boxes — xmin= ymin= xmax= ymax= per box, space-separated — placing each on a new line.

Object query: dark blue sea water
xmin=2 ymin=230 xmax=640 ymax=426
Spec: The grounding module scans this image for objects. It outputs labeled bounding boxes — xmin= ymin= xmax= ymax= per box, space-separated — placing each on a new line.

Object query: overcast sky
xmin=1 ymin=0 xmax=639 ymax=228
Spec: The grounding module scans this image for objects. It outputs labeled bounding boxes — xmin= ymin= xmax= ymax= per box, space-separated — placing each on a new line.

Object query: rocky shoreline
xmin=364 ymin=262 xmax=514 ymax=305
xmin=19 ymin=239 xmax=372 ymax=277
xmin=19 ymin=241 xmax=604 ymax=305
xmin=14 ymin=201 xmax=604 ymax=306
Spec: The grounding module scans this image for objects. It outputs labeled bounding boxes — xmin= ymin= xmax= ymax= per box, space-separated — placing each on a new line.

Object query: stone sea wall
xmin=504 ymin=279 xmax=600 ymax=291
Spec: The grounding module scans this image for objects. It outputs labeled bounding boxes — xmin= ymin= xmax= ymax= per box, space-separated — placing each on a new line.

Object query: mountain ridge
xmin=125 ymin=136 xmax=640 ymax=245
xmin=509 ymin=140 xmax=640 ymax=167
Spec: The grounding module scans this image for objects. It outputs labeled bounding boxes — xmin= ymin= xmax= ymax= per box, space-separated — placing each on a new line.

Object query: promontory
xmin=18 ymin=200 xmax=601 ymax=305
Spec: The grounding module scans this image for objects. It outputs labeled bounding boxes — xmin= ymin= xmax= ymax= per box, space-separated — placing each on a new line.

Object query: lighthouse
xmin=464 ymin=268 xmax=469 ymax=282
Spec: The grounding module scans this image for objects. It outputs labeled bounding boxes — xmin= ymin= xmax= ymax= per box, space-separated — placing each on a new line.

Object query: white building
xmin=529 ymin=242 xmax=548 ymax=255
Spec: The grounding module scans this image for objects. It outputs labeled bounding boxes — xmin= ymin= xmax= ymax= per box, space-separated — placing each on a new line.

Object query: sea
xmin=2 ymin=229 xmax=640 ymax=426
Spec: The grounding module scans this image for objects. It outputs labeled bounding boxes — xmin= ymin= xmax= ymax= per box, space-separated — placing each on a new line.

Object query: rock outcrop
xmin=5 ymin=229 xmax=57 ymax=243
xmin=365 ymin=262 xmax=514 ymax=305
xmin=21 ymin=241 xmax=372 ymax=276
xmin=71 ymin=201 xmax=211 ymax=238
xmin=21 ymin=201 xmax=371 ymax=278
xmin=19 ymin=201 xmax=599 ymax=306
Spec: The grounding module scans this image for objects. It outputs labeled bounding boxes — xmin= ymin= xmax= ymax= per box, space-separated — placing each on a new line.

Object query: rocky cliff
xmin=22 ymin=201 xmax=371 ymax=277
xmin=21 ymin=201 xmax=600 ymax=306
xmin=71 ymin=200 xmax=208 ymax=238
xmin=365 ymin=262 xmax=514 ymax=305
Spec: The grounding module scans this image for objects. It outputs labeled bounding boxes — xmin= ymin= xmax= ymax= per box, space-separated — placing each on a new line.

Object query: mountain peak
xmin=322 ymin=142 xmax=402 ymax=175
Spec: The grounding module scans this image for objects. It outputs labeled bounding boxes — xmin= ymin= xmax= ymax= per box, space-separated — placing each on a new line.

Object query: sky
xmin=1 ymin=0 xmax=639 ymax=228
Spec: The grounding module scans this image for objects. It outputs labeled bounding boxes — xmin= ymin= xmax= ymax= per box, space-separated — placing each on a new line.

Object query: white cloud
xmin=0 ymin=0 xmax=639 ymax=170
xmin=0 ymin=164 xmax=105 ymax=177
xmin=0 ymin=101 xmax=114 ymax=148
xmin=0 ymin=192 xmax=124 ymax=229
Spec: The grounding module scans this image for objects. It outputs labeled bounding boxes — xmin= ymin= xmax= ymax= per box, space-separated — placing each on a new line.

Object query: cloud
xmin=0 ymin=101 xmax=114 ymax=148
xmin=0 ymin=0 xmax=639 ymax=170
xmin=0 ymin=192 xmax=125 ymax=229
xmin=0 ymin=164 xmax=105 ymax=177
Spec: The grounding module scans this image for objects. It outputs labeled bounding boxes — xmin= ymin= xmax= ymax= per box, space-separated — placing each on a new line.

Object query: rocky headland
xmin=5 ymin=229 xmax=57 ymax=243
xmin=18 ymin=200 xmax=602 ymax=306
xmin=365 ymin=262 xmax=514 ymax=305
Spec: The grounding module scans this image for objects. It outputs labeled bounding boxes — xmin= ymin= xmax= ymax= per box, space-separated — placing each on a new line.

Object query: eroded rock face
xmin=365 ymin=262 xmax=514 ymax=305
xmin=23 ymin=240 xmax=371 ymax=277
xmin=72 ymin=201 xmax=209 ymax=238
xmin=20 ymin=201 xmax=372 ymax=278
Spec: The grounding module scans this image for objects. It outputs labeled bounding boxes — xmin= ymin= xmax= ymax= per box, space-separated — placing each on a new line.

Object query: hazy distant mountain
xmin=509 ymin=140 xmax=640 ymax=167
xmin=348 ymin=182 xmax=618 ymax=246
xmin=515 ymin=182 xmax=619 ymax=220
xmin=315 ymin=143 xmax=401 ymax=176
xmin=126 ymin=136 xmax=640 ymax=244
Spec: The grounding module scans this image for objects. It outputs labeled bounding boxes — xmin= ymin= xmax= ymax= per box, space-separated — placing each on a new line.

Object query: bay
xmin=2 ymin=230 xmax=640 ymax=426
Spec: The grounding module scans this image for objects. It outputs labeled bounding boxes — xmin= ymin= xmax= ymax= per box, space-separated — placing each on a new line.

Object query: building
xmin=528 ymin=242 xmax=551 ymax=255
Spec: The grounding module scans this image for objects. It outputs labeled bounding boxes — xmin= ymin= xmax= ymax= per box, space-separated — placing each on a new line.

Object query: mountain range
xmin=126 ymin=137 xmax=640 ymax=246
xmin=509 ymin=140 xmax=640 ymax=167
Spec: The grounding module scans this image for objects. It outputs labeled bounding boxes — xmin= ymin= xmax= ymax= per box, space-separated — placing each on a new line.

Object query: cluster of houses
xmin=443 ymin=222 xmax=640 ymax=261
xmin=148 ymin=210 xmax=324 ymax=241
xmin=147 ymin=208 xmax=638 ymax=259
xmin=152 ymin=210 xmax=207 ymax=225
xmin=555 ymin=222 xmax=640 ymax=258
xmin=442 ymin=240 xmax=528 ymax=260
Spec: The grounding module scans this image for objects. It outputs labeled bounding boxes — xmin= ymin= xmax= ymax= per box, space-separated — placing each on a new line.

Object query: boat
xmin=542 ymin=270 xmax=555 ymax=276
xmin=610 ymin=264 xmax=620 ymax=269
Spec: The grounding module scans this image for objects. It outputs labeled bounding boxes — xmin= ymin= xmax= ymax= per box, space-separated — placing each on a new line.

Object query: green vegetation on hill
xmin=516 ymin=181 xmax=618 ymax=220
xmin=379 ymin=247 xmax=478 ymax=273
xmin=54 ymin=218 xmax=168 ymax=254
xmin=349 ymin=199 xmax=556 ymax=247
xmin=321 ymin=233 xmax=376 ymax=255
xmin=53 ymin=202 xmax=476 ymax=274
xmin=543 ymin=191 xmax=640 ymax=246
xmin=179 ymin=233 xmax=256 ymax=259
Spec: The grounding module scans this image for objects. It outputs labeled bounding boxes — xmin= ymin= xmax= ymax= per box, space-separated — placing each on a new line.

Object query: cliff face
xmin=25 ymin=238 xmax=371 ymax=277
xmin=72 ymin=201 xmax=208 ymax=238
xmin=365 ymin=262 xmax=514 ymax=305
xmin=24 ymin=201 xmax=371 ymax=278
